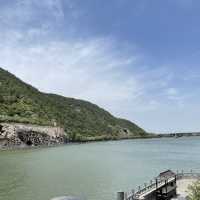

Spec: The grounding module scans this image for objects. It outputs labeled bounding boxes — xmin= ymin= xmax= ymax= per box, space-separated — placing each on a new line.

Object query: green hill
xmin=0 ymin=67 xmax=147 ymax=141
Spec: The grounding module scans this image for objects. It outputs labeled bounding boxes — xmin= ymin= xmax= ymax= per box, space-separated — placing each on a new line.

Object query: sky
xmin=0 ymin=0 xmax=200 ymax=133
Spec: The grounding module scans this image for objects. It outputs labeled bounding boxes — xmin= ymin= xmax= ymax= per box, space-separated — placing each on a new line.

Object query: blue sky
xmin=0 ymin=0 xmax=200 ymax=132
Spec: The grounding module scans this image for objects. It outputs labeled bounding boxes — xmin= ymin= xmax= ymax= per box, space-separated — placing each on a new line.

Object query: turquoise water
xmin=0 ymin=137 xmax=200 ymax=200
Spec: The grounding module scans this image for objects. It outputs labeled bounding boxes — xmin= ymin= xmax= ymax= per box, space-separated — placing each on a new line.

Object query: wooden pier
xmin=117 ymin=170 xmax=200 ymax=200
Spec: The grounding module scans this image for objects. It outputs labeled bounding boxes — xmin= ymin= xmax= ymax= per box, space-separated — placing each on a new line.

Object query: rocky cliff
xmin=0 ymin=123 xmax=66 ymax=148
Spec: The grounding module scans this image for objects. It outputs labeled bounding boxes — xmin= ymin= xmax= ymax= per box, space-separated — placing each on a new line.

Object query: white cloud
xmin=166 ymin=88 xmax=179 ymax=100
xmin=0 ymin=0 xmax=200 ymax=133
xmin=0 ymin=0 xmax=64 ymax=24
xmin=0 ymin=36 xmax=143 ymax=109
xmin=166 ymin=88 xmax=178 ymax=96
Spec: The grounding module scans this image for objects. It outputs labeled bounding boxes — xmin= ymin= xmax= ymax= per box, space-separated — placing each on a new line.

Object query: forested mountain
xmin=0 ymin=67 xmax=146 ymax=141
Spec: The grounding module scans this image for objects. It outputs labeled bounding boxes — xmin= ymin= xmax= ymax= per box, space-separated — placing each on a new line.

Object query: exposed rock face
xmin=0 ymin=123 xmax=67 ymax=148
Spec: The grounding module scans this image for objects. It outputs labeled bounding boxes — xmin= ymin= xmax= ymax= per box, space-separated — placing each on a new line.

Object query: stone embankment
xmin=0 ymin=123 xmax=67 ymax=149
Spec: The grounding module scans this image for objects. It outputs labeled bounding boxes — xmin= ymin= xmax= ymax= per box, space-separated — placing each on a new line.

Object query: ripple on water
xmin=0 ymin=137 xmax=200 ymax=200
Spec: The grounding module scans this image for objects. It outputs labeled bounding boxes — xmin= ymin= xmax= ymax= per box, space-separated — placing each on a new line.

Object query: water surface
xmin=0 ymin=137 xmax=200 ymax=200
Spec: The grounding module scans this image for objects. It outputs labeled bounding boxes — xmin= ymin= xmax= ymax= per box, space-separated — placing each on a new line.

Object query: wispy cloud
xmin=0 ymin=34 xmax=144 ymax=111
xmin=0 ymin=0 xmax=199 ymax=132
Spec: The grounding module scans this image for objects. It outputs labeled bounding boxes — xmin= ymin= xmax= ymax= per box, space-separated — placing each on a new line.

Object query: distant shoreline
xmin=156 ymin=132 xmax=200 ymax=138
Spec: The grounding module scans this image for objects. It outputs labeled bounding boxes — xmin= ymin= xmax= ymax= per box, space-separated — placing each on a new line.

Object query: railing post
xmin=165 ymin=180 xmax=167 ymax=193
xmin=117 ymin=192 xmax=125 ymax=200
xmin=175 ymin=175 xmax=177 ymax=183
xmin=124 ymin=192 xmax=127 ymax=200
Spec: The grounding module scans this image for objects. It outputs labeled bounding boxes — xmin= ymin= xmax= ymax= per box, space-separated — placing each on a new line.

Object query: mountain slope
xmin=0 ymin=67 xmax=146 ymax=141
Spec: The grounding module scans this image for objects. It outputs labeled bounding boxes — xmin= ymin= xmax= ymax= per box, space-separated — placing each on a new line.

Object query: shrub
xmin=187 ymin=181 xmax=200 ymax=200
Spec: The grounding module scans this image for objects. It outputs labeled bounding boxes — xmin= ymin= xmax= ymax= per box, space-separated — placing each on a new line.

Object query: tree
xmin=187 ymin=181 xmax=200 ymax=200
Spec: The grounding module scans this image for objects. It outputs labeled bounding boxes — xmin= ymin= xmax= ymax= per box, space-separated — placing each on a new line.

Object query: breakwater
xmin=0 ymin=123 xmax=67 ymax=149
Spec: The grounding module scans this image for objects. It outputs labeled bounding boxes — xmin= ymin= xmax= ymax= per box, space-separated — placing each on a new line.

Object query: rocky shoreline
xmin=0 ymin=122 xmax=155 ymax=150
xmin=1 ymin=122 xmax=199 ymax=151
xmin=0 ymin=123 xmax=67 ymax=149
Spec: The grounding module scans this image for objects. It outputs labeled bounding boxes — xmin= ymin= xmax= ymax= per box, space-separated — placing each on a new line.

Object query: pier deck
xmin=118 ymin=170 xmax=200 ymax=200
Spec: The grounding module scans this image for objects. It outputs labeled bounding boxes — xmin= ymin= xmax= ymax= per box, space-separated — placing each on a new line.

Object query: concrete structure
xmin=172 ymin=178 xmax=197 ymax=200
xmin=118 ymin=170 xmax=200 ymax=200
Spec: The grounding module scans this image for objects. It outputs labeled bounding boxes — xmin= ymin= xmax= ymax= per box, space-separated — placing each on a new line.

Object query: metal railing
xmin=176 ymin=170 xmax=200 ymax=180
xmin=125 ymin=177 xmax=175 ymax=200
xmin=118 ymin=170 xmax=200 ymax=200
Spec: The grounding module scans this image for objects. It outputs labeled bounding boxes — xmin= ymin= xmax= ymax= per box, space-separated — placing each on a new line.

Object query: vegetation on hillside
xmin=0 ymin=67 xmax=146 ymax=141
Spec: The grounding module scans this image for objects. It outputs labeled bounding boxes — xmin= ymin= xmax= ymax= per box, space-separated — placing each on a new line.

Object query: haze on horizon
xmin=0 ymin=0 xmax=200 ymax=133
